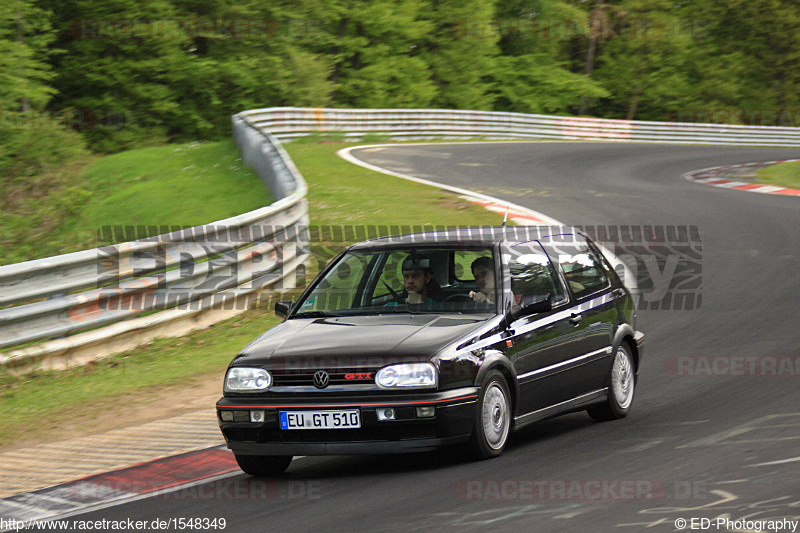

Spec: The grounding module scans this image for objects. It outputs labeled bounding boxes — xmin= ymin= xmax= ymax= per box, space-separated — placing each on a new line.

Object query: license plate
xmin=279 ymin=410 xmax=361 ymax=430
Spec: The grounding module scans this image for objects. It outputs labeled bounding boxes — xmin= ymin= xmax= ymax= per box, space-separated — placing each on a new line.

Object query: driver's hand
xmin=469 ymin=291 xmax=489 ymax=303
xmin=406 ymin=291 xmax=424 ymax=304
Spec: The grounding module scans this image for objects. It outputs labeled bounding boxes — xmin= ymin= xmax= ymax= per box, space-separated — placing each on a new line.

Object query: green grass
xmin=0 ymin=308 xmax=283 ymax=445
xmin=284 ymin=141 xmax=504 ymax=228
xmin=74 ymin=140 xmax=271 ymax=229
xmin=0 ymin=139 xmax=508 ymax=447
xmin=1 ymin=140 xmax=271 ymax=264
xmin=756 ymin=161 xmax=800 ymax=189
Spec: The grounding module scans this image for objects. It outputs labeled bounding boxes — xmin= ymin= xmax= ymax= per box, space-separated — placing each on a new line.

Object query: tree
xmin=590 ymin=0 xmax=695 ymax=120
xmin=42 ymin=0 xmax=193 ymax=150
xmin=490 ymin=0 xmax=608 ymax=114
xmin=682 ymin=0 xmax=800 ymax=125
xmin=282 ymin=0 xmax=434 ymax=108
xmin=577 ymin=0 xmax=624 ymax=115
xmin=422 ymin=0 xmax=499 ymax=110
xmin=0 ymin=0 xmax=56 ymax=113
xmin=332 ymin=0 xmax=436 ymax=107
xmin=167 ymin=0 xmax=332 ymax=136
xmin=0 ymin=0 xmax=86 ymax=182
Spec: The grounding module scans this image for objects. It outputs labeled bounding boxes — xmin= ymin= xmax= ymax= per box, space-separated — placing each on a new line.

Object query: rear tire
xmin=234 ymin=454 xmax=292 ymax=476
xmin=588 ymin=344 xmax=636 ymax=421
xmin=467 ymin=370 xmax=511 ymax=459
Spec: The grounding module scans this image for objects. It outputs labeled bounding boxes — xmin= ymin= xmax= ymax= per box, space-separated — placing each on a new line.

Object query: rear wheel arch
xmin=588 ymin=342 xmax=636 ymax=421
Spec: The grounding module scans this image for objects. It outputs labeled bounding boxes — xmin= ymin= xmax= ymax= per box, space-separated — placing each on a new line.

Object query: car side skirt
xmin=512 ymin=388 xmax=608 ymax=431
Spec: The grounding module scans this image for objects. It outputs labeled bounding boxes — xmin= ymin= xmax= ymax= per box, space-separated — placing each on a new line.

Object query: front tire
xmin=234 ymin=454 xmax=292 ymax=476
xmin=588 ymin=344 xmax=636 ymax=421
xmin=467 ymin=370 xmax=512 ymax=459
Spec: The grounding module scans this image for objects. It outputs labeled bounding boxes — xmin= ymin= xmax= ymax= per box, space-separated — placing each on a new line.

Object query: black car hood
xmin=233 ymin=313 xmax=492 ymax=367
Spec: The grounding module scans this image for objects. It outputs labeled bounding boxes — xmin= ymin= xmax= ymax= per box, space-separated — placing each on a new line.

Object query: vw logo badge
xmin=313 ymin=370 xmax=330 ymax=389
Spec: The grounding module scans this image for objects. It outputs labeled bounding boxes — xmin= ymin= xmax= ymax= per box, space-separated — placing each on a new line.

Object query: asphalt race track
xmin=73 ymin=142 xmax=800 ymax=532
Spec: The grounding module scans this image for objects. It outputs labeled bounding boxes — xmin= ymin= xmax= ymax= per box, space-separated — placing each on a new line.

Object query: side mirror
xmin=508 ymin=293 xmax=551 ymax=321
xmin=275 ymin=300 xmax=294 ymax=318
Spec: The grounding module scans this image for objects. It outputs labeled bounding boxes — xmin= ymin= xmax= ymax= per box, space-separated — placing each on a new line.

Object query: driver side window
xmin=300 ymin=253 xmax=369 ymax=311
xmin=370 ymin=251 xmax=407 ymax=302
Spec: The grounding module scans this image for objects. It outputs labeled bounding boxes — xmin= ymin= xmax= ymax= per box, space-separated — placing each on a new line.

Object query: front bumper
xmin=216 ymin=387 xmax=478 ymax=455
xmin=634 ymin=330 xmax=645 ymax=369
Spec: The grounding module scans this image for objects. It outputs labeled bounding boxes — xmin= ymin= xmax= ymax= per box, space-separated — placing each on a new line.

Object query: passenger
xmin=469 ymin=256 xmax=495 ymax=304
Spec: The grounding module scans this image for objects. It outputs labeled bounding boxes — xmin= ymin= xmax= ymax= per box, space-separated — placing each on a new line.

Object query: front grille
xmin=270 ymin=367 xmax=378 ymax=387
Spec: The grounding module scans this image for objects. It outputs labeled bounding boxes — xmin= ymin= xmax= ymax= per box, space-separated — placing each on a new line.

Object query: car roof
xmin=348 ymin=226 xmax=584 ymax=250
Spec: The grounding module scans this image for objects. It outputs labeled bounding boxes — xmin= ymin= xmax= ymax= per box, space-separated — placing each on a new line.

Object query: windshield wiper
xmin=378 ymin=307 xmax=431 ymax=315
xmin=291 ymin=310 xmax=343 ymax=318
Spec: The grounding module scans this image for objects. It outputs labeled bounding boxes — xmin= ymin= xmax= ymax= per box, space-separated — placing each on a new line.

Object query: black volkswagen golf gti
xmin=217 ymin=227 xmax=644 ymax=475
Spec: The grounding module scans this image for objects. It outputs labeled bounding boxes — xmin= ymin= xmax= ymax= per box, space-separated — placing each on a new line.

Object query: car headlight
xmin=224 ymin=367 xmax=272 ymax=392
xmin=376 ymin=363 xmax=437 ymax=389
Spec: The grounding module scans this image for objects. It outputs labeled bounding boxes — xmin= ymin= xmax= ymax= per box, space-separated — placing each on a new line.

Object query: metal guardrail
xmin=2 ymin=106 xmax=798 ymax=372
xmin=0 ymin=114 xmax=309 ymax=371
xmin=240 ymin=107 xmax=800 ymax=146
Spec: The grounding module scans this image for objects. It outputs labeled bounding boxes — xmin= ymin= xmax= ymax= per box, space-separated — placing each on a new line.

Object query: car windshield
xmin=293 ymin=246 xmax=498 ymax=317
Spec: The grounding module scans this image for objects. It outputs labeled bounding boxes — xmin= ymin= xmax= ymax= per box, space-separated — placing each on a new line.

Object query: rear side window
xmin=544 ymin=240 xmax=610 ymax=299
xmin=506 ymin=242 xmax=568 ymax=307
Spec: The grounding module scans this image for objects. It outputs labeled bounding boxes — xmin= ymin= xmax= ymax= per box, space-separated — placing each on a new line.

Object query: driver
xmin=399 ymin=254 xmax=442 ymax=304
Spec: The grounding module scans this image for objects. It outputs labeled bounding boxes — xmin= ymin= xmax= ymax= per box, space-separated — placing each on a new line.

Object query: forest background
xmin=2 ymin=0 xmax=799 ymax=189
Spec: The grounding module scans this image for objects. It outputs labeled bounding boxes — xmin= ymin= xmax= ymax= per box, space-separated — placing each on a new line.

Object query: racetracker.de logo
xmin=66 ymin=479 xmax=321 ymax=501
xmin=454 ymin=479 xmax=665 ymax=501
xmin=664 ymin=356 xmax=800 ymax=377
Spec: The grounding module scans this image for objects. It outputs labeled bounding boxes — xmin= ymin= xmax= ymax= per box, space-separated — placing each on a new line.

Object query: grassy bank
xmin=0 ymin=309 xmax=283 ymax=445
xmin=1 ymin=139 xmax=270 ymax=264
xmin=285 ymin=141 xmax=500 ymax=227
xmin=756 ymin=161 xmax=800 ymax=189
xmin=0 ymin=139 xmax=505 ymax=446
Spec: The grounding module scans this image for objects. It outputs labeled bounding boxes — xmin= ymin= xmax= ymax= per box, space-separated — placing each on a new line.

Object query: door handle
xmin=568 ymin=313 xmax=582 ymax=325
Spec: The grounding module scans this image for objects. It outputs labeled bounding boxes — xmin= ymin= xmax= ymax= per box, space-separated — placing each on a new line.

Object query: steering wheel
xmin=382 ymin=280 xmax=404 ymax=303
xmin=445 ymin=293 xmax=473 ymax=303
